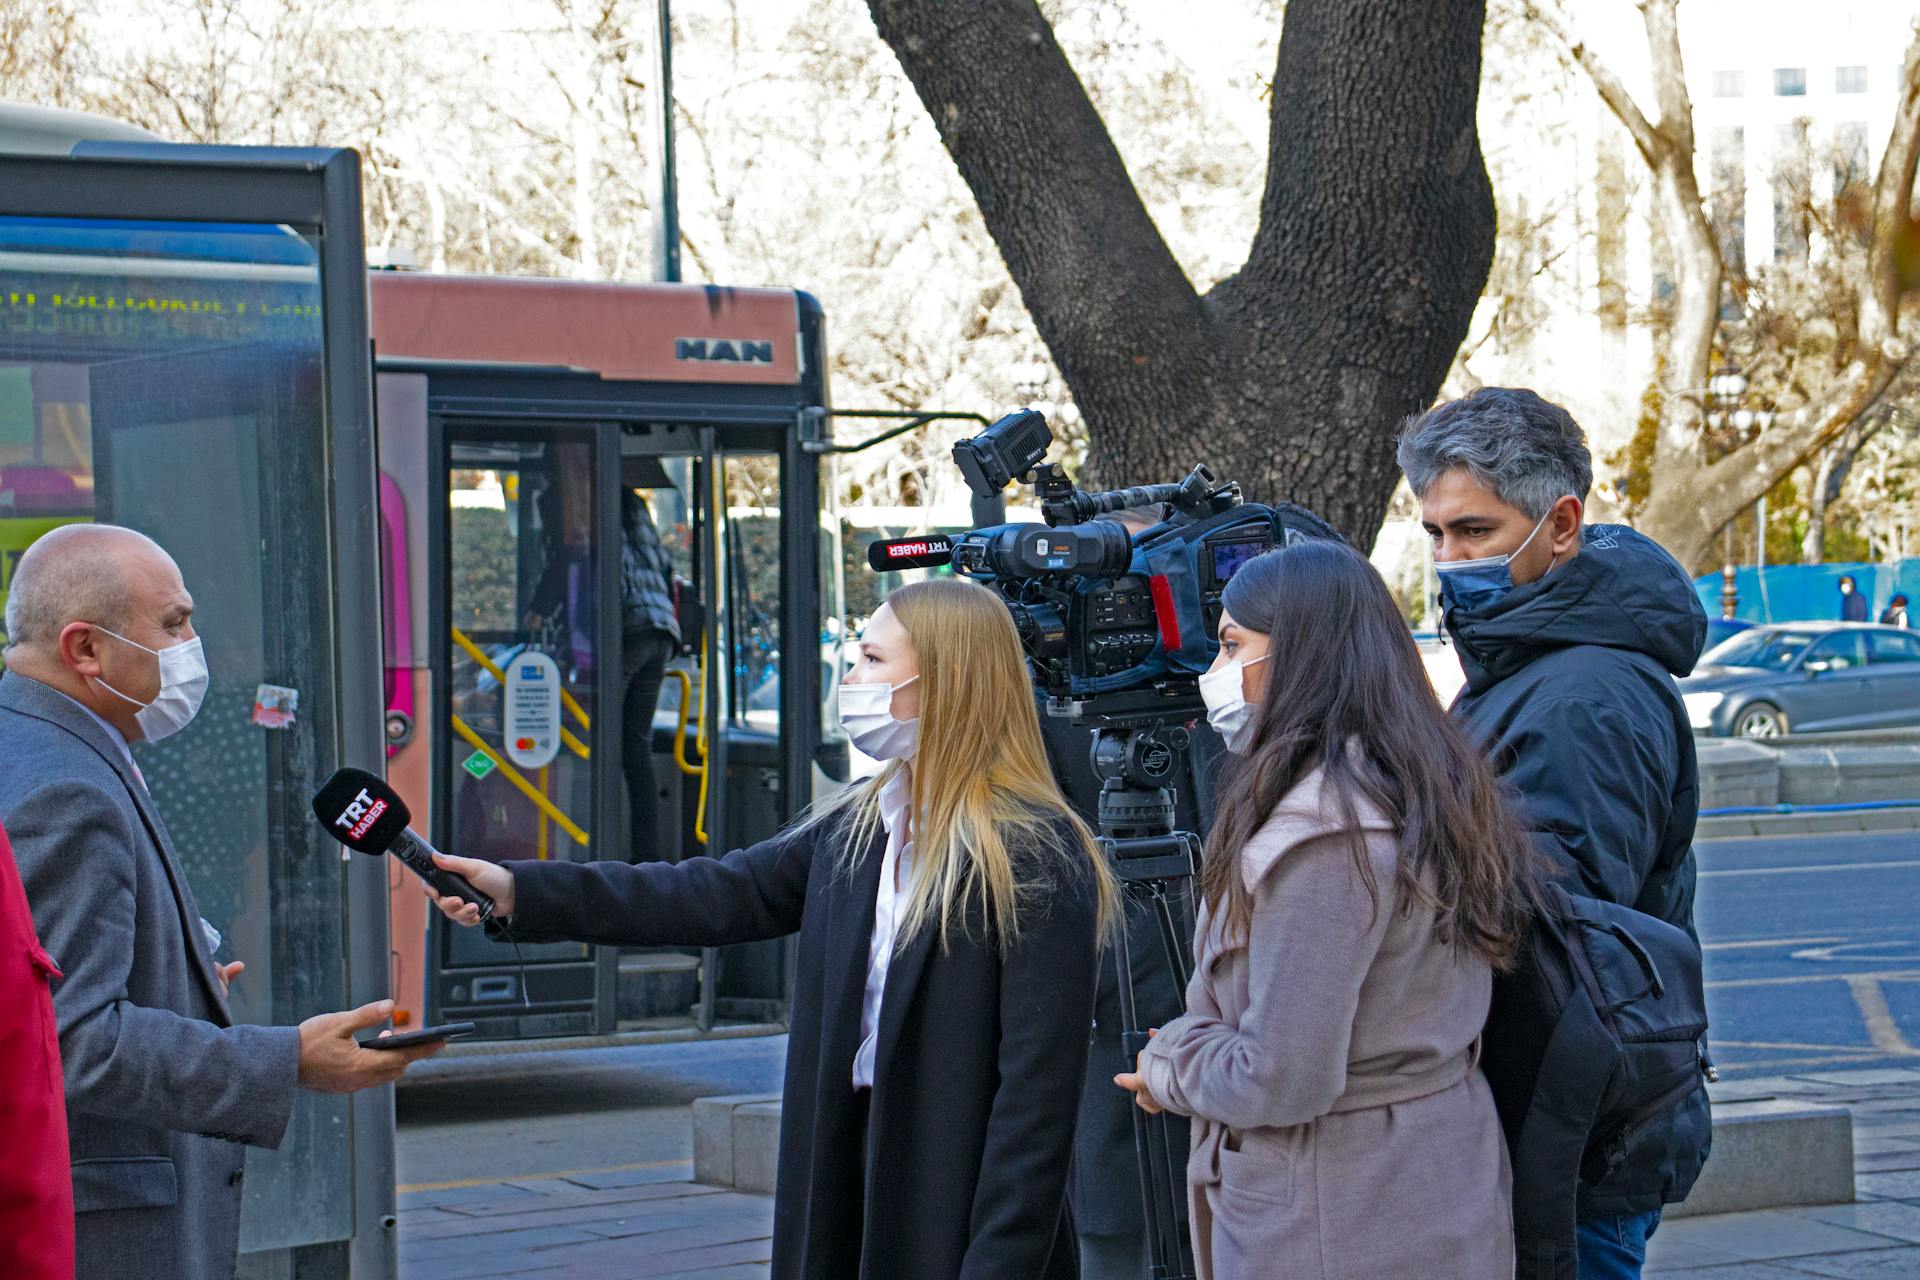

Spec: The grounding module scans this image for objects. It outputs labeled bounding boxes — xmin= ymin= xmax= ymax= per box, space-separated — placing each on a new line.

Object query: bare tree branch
xmin=865 ymin=0 xmax=1212 ymax=412
xmin=1863 ymin=20 xmax=1920 ymax=355
xmin=1526 ymin=0 xmax=1664 ymax=166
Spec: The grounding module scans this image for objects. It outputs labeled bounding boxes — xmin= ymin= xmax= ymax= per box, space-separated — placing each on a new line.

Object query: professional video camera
xmin=948 ymin=409 xmax=1284 ymax=706
xmin=865 ymin=409 xmax=1339 ymax=1280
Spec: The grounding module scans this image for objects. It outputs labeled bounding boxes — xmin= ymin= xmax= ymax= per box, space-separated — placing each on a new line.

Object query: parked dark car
xmin=1680 ymin=622 xmax=1920 ymax=737
xmin=1701 ymin=616 xmax=1753 ymax=657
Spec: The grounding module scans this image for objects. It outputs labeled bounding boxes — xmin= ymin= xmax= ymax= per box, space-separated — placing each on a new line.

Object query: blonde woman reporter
xmin=428 ymin=578 xmax=1116 ymax=1280
xmin=1115 ymin=541 xmax=1532 ymax=1279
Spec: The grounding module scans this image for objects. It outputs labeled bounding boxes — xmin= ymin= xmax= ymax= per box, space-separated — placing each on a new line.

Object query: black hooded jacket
xmin=1447 ymin=523 xmax=1712 ymax=1218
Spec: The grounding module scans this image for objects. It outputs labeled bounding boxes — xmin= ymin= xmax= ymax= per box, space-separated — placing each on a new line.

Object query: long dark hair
xmin=1202 ymin=540 xmax=1536 ymax=966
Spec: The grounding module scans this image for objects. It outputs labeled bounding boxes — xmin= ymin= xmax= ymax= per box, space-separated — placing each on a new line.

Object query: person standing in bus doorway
xmin=1840 ymin=574 xmax=1870 ymax=622
xmin=0 ymin=524 xmax=444 ymax=1280
xmin=427 ymin=578 xmax=1118 ymax=1280
xmin=616 ymin=487 xmax=681 ymax=861
xmin=0 ymin=816 xmax=74 ymax=1280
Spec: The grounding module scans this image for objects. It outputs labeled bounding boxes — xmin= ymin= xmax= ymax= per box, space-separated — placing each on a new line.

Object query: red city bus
xmin=369 ymin=272 xmax=851 ymax=1039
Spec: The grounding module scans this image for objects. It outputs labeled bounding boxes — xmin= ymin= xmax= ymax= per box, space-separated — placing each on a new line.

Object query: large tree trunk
xmin=866 ymin=0 xmax=1495 ymax=542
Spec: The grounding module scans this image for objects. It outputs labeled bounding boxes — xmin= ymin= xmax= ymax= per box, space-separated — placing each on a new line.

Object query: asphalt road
xmin=395 ymin=828 xmax=1920 ymax=1187
xmin=1694 ymin=829 xmax=1920 ymax=1077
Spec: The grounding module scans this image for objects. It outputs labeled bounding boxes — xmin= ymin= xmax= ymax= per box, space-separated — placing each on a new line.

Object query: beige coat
xmin=1137 ymin=768 xmax=1513 ymax=1280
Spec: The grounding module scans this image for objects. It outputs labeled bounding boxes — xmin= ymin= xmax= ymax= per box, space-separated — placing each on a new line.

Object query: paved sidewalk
xmin=395 ymin=1065 xmax=1920 ymax=1279
xmin=1645 ymin=1066 xmax=1920 ymax=1277
xmin=396 ymin=1161 xmax=771 ymax=1279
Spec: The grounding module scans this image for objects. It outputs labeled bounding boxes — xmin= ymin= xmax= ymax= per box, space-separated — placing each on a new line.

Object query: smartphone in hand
xmin=356 ymin=1021 xmax=476 ymax=1051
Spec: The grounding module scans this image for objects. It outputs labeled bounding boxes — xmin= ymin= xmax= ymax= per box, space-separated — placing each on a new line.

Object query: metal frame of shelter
xmin=0 ymin=141 xmax=395 ymax=1278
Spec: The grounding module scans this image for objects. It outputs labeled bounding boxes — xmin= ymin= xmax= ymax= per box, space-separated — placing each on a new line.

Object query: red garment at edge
xmin=0 ymin=818 xmax=75 ymax=1280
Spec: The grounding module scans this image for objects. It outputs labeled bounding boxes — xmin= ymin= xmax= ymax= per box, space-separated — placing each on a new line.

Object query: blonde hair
xmin=820 ymin=578 xmax=1117 ymax=951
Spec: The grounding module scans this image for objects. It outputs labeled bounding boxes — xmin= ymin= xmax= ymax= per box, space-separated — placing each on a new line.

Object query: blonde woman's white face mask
xmin=839 ymin=676 xmax=919 ymax=760
xmin=843 ymin=603 xmax=920 ymax=759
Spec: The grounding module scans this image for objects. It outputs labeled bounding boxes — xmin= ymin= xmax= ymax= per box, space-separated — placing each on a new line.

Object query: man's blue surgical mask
xmin=1435 ymin=508 xmax=1555 ymax=616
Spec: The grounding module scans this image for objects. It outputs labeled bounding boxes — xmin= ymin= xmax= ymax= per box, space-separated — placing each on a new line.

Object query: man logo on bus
xmin=675 ymin=338 xmax=774 ymax=365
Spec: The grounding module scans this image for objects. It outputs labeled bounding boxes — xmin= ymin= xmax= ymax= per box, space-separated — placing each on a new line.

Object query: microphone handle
xmin=390 ymin=829 xmax=496 ymax=921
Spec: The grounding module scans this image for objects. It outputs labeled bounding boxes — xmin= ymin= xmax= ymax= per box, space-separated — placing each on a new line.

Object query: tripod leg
xmin=1144 ymin=885 xmax=1197 ymax=1279
xmin=1116 ymin=885 xmax=1195 ymax=1280
xmin=1113 ymin=890 xmax=1170 ymax=1277
xmin=1150 ymin=877 xmax=1194 ymax=995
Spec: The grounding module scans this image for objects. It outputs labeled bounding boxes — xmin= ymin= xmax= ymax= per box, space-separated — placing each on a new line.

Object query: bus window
xmin=725 ymin=454 xmax=781 ymax=732
xmin=817 ymin=454 xmax=848 ymax=772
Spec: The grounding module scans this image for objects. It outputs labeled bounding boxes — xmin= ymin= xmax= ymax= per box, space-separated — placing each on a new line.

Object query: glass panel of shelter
xmin=0 ymin=213 xmax=354 ymax=1248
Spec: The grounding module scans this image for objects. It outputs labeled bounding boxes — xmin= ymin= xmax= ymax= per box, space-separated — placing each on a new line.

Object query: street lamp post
xmin=1709 ymin=366 xmax=1748 ymax=620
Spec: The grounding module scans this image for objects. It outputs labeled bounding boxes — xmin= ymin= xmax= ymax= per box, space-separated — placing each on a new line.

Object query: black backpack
xmin=1481 ymin=882 xmax=1712 ymax=1280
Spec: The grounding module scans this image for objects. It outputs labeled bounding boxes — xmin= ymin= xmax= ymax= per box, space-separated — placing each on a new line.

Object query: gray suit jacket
xmin=0 ymin=673 xmax=300 ymax=1280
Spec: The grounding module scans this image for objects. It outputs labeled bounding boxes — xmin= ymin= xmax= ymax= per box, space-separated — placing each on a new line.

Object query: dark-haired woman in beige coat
xmin=1117 ymin=540 xmax=1532 ymax=1279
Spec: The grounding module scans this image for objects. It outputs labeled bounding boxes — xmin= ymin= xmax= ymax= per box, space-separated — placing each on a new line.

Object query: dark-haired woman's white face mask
xmin=1200 ymin=652 xmax=1269 ymax=755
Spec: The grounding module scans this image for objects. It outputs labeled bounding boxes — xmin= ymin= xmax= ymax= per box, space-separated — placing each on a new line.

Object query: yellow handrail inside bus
xmin=667 ymin=669 xmax=702 ymax=776
xmin=450 ymin=714 xmax=590 ymax=846
xmin=449 ymin=626 xmax=590 ymax=759
xmin=665 ymin=638 xmax=712 ymax=846
xmin=665 ymin=663 xmax=711 ymax=846
xmin=698 ymin=637 xmax=714 ymax=844
xmin=536 ymin=764 xmax=550 ymax=861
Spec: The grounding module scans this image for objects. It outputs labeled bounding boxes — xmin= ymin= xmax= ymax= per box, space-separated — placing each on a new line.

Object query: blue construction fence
xmin=1692 ymin=561 xmax=1920 ymax=624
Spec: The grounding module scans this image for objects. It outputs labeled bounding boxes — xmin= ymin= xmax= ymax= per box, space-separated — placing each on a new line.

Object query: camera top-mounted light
xmin=953 ymin=408 xmax=1054 ymax=499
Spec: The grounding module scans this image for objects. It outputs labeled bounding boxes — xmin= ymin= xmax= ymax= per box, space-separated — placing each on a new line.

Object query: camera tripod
xmin=1090 ymin=717 xmax=1201 ymax=1280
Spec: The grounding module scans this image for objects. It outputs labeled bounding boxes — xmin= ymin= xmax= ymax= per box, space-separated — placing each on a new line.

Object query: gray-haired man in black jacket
xmin=1398 ymin=388 xmax=1711 ymax=1280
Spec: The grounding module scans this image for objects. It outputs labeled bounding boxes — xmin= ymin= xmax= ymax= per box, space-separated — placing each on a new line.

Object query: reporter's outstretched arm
xmin=427 ymin=822 xmax=820 ymax=949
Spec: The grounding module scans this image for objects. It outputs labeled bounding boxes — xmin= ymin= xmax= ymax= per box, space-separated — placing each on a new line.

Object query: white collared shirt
xmin=852 ymin=767 xmax=914 ymax=1089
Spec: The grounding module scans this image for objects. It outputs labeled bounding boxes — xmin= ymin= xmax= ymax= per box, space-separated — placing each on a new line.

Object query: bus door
xmin=699 ymin=432 xmax=806 ymax=1023
xmin=426 ymin=410 xmax=834 ymax=1038
xmin=0 ymin=147 xmax=393 ymax=1278
xmin=615 ymin=424 xmax=799 ymax=1030
xmin=430 ymin=420 xmax=620 ymax=1036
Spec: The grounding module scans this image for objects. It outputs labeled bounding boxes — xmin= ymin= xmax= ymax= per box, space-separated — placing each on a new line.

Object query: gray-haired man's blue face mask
xmin=1436 ymin=508 xmax=1555 ymax=616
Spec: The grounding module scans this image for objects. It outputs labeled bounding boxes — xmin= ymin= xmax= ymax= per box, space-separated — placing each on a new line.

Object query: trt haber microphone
xmin=311 ymin=768 xmax=496 ymax=921
xmin=866 ymin=534 xmax=954 ymax=572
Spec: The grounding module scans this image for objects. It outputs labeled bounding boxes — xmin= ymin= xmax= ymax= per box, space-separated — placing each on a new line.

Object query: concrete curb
xmin=693 ymin=1092 xmax=783 ymax=1192
xmin=1666 ymin=1100 xmax=1854 ymax=1219
xmin=689 ymin=1091 xmax=1859 ymax=1218
xmin=432 ymin=1020 xmax=786 ymax=1061
xmin=1696 ymin=732 xmax=1920 ymax=835
xmin=1696 ymin=805 xmax=1920 ymax=839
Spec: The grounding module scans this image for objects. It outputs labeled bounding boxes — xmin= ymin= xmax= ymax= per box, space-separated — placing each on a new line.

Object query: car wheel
xmin=1733 ymin=701 xmax=1788 ymax=738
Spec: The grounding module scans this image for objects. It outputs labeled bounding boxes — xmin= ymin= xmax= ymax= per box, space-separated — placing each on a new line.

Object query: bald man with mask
xmin=0 ymin=524 xmax=439 ymax=1280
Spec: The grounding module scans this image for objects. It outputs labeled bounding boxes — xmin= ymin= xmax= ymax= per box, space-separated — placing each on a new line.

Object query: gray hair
xmin=1396 ymin=387 xmax=1593 ymax=520
xmin=2 ymin=524 xmax=144 ymax=656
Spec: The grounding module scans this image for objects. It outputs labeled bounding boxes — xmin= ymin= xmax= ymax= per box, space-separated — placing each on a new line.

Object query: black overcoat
xmin=501 ymin=809 xmax=1102 ymax=1280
